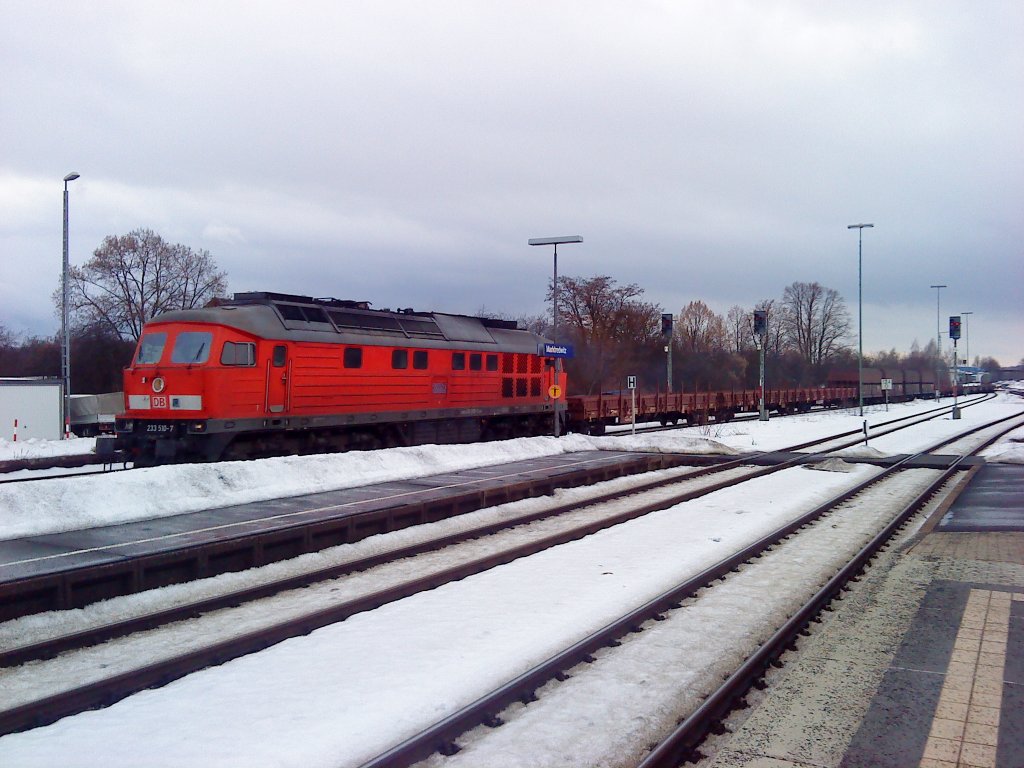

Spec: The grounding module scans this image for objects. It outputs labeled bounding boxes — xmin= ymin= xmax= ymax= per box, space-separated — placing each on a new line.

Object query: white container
xmin=0 ymin=378 xmax=62 ymax=441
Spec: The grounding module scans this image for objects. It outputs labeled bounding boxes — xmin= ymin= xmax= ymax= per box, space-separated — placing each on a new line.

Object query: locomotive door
xmin=430 ymin=377 xmax=448 ymax=407
xmin=267 ymin=344 xmax=288 ymax=413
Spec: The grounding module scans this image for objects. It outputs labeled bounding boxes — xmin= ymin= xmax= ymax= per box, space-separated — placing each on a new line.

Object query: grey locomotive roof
xmin=148 ymin=294 xmax=549 ymax=354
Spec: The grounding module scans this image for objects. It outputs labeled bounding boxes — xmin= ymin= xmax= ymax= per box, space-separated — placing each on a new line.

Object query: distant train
xmin=826 ymin=367 xmax=945 ymax=403
xmin=566 ymin=385 xmax=855 ymax=435
xmin=114 ymin=292 xmax=562 ymax=465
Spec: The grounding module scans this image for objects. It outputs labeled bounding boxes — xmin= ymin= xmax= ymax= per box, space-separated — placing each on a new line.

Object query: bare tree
xmin=554 ymin=275 xmax=661 ymax=394
xmin=65 ymin=229 xmax=228 ymax=342
xmin=780 ymin=281 xmax=851 ymax=365
xmin=0 ymin=323 xmax=16 ymax=349
xmin=676 ymin=300 xmax=728 ymax=354
xmin=725 ymin=305 xmax=751 ymax=353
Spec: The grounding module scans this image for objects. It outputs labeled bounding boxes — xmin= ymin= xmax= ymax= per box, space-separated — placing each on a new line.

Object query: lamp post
xmin=848 ymin=223 xmax=873 ymax=416
xmin=62 ymin=172 xmax=81 ymax=439
xmin=528 ymin=235 xmax=583 ymax=437
xmin=961 ymin=311 xmax=973 ymax=368
xmin=930 ymin=284 xmax=947 ymax=399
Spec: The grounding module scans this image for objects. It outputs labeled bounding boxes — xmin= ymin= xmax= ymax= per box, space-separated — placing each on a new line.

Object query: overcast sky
xmin=2 ymin=1 xmax=1021 ymax=365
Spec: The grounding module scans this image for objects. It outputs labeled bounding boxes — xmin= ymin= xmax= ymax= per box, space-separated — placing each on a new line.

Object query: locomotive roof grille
xmin=232 ymin=291 xmax=371 ymax=310
xmin=182 ymin=291 xmax=526 ymax=345
xmin=399 ymin=318 xmax=446 ymax=339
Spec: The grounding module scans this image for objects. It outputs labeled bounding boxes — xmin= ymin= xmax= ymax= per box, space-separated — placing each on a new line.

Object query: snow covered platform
xmin=936 ymin=464 xmax=1024 ymax=533
xmin=0 ymin=449 xmax=689 ymax=620
xmin=702 ymin=462 xmax=1024 ymax=768
xmin=746 ymin=451 xmax=987 ymax=470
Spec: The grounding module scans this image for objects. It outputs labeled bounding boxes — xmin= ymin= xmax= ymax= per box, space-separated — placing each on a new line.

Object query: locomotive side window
xmin=452 ymin=353 xmax=466 ymax=371
xmin=392 ymin=349 xmax=409 ymax=369
xmin=470 ymin=353 xmax=482 ymax=371
xmin=272 ymin=345 xmax=286 ymax=367
xmin=413 ymin=351 xmax=428 ymax=370
xmin=486 ymin=354 xmax=498 ymax=372
xmin=170 ymin=332 xmax=212 ymax=364
xmin=343 ymin=347 xmax=363 ymax=368
xmin=136 ymin=332 xmax=167 ymax=365
xmin=220 ymin=342 xmax=256 ymax=366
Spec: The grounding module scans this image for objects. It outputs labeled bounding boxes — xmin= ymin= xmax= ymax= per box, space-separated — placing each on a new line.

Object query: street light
xmin=528 ymin=235 xmax=583 ymax=437
xmin=930 ymin=284 xmax=947 ymax=399
xmin=961 ymin=311 xmax=973 ymax=368
xmin=62 ymin=172 xmax=81 ymax=439
xmin=848 ymin=223 xmax=873 ymax=416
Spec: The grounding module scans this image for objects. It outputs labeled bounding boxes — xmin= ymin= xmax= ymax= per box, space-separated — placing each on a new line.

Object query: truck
xmin=70 ymin=392 xmax=124 ymax=437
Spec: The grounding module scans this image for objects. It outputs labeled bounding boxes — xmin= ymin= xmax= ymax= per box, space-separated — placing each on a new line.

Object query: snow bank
xmin=0 ymin=433 xmax=733 ymax=541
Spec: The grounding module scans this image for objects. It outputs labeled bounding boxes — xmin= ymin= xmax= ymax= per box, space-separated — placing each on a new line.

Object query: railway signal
xmin=753 ymin=310 xmax=768 ymax=421
xmin=661 ymin=313 xmax=674 ymax=393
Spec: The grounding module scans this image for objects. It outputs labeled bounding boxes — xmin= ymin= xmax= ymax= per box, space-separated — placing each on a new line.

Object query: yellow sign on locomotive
xmin=548 ymin=384 xmax=562 ymax=399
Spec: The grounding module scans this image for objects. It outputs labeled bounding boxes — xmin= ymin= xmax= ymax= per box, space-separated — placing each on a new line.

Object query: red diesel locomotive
xmin=114 ymin=292 xmax=562 ymax=465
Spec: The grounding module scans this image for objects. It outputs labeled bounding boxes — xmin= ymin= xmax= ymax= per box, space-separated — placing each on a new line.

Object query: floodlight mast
xmin=62 ymin=172 xmax=81 ymax=439
xmin=528 ymin=236 xmax=583 ymax=437
xmin=848 ymin=223 xmax=874 ymax=416
xmin=930 ymin=285 xmax=947 ymax=400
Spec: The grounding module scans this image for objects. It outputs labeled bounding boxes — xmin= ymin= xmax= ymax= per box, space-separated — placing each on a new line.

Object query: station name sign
xmin=540 ymin=343 xmax=574 ymax=358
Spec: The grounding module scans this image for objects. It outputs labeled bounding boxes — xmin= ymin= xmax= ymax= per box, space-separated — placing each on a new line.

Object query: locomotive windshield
xmin=135 ymin=332 xmax=167 ymax=365
xmin=170 ymin=331 xmax=213 ymax=364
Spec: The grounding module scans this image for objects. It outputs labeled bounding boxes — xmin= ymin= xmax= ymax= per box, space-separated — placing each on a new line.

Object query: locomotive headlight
xmin=187 ymin=421 xmax=208 ymax=434
xmin=152 ymin=377 xmax=166 ymax=393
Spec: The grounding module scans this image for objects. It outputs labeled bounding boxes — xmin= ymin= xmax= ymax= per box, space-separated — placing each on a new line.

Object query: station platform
xmin=703 ymin=461 xmax=1024 ymax=768
xmin=0 ymin=449 xmax=688 ymax=620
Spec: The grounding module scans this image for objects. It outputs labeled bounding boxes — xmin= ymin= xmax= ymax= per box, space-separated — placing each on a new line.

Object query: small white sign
xmin=627 ymin=375 xmax=637 ymax=390
xmin=880 ymin=378 xmax=893 ymax=390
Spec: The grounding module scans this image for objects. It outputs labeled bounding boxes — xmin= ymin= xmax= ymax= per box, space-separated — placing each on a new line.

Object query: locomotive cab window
xmin=170 ymin=332 xmax=212 ymax=364
xmin=413 ymin=350 xmax=428 ymax=370
xmin=343 ymin=347 xmax=363 ymax=369
xmin=136 ymin=332 xmax=167 ymax=365
xmin=452 ymin=352 xmax=465 ymax=371
xmin=392 ymin=349 xmax=409 ymax=369
xmin=470 ymin=353 xmax=482 ymax=371
xmin=221 ymin=341 xmax=256 ymax=366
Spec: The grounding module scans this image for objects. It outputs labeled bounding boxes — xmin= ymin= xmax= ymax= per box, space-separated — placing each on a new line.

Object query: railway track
xmin=347 ymin=412 xmax=1023 ymax=768
xmin=0 ymin=393 xmax=992 ymax=660
xmin=0 ymin=395 xmax=1010 ymax=743
xmin=0 ymin=395 xmax=993 ymax=625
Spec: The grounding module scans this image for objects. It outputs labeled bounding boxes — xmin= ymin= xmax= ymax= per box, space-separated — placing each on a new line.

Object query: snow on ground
xmin=0 ymin=393 xmax=1021 ymax=767
xmin=0 ymin=435 xmax=97 ymax=461
xmin=0 ymin=462 xmax=884 ymax=768
xmin=1 ymin=394 xmax=1022 ymax=542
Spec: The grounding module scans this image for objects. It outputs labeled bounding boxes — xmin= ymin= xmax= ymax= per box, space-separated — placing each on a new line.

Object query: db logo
xmin=152 ymin=396 xmax=168 ymax=409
